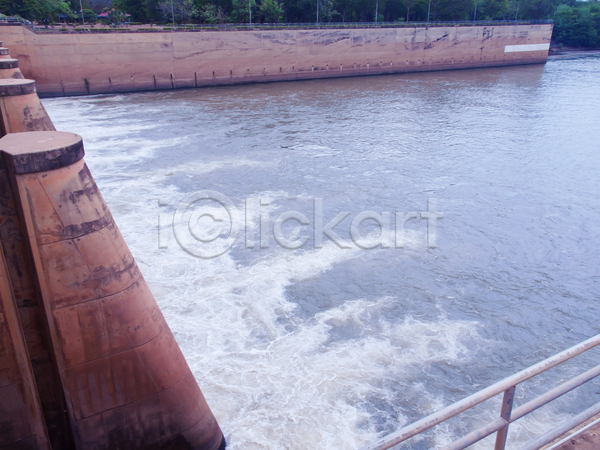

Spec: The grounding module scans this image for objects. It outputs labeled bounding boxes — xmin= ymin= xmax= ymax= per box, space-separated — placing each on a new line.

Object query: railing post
xmin=495 ymin=386 xmax=516 ymax=450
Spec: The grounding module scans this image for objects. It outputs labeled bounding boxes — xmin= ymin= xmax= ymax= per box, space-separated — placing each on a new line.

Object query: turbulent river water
xmin=44 ymin=54 xmax=600 ymax=449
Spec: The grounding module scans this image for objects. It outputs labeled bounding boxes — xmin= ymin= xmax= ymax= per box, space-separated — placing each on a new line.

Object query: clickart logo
xmin=158 ymin=191 xmax=443 ymax=259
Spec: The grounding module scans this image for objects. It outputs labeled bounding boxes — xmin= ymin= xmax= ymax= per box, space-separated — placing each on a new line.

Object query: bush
xmin=553 ymin=3 xmax=600 ymax=48
xmin=82 ymin=9 xmax=97 ymax=23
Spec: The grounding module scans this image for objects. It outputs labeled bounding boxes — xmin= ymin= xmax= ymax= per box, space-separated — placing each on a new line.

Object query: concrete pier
xmin=0 ymin=58 xmax=25 ymax=78
xmin=0 ymin=43 xmax=26 ymax=78
xmin=0 ymin=131 xmax=226 ymax=450
xmin=0 ymin=79 xmax=55 ymax=135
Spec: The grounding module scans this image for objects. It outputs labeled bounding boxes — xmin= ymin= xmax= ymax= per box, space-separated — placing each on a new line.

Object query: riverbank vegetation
xmin=553 ymin=2 xmax=600 ymax=48
xmin=0 ymin=0 xmax=598 ymax=48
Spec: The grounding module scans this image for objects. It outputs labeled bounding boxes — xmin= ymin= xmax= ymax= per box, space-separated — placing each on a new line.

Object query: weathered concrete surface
xmin=543 ymin=416 xmax=600 ymax=450
xmin=0 ymin=241 xmax=51 ymax=450
xmin=0 ymin=23 xmax=552 ymax=97
xmin=553 ymin=427 xmax=600 ymax=449
xmin=0 ymin=79 xmax=56 ymax=135
xmin=0 ymin=131 xmax=226 ymax=450
xmin=0 ymin=57 xmax=25 ymax=79
xmin=0 ymin=43 xmax=26 ymax=79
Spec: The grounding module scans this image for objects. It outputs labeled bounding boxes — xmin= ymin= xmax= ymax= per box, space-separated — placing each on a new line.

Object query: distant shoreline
xmin=549 ymin=46 xmax=600 ymax=59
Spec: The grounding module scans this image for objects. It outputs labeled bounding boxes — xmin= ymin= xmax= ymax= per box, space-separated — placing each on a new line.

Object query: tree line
xmin=554 ymin=1 xmax=600 ymax=47
xmin=0 ymin=0 xmax=598 ymax=48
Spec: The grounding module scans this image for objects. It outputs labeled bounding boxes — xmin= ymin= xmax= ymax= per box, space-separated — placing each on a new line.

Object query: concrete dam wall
xmin=0 ymin=23 xmax=552 ymax=97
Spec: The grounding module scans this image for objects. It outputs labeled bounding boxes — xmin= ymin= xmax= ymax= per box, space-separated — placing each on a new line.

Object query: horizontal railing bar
xmin=440 ymin=417 xmax=507 ymax=450
xmin=511 ymin=364 xmax=600 ymax=422
xmin=438 ymin=363 xmax=600 ymax=450
xmin=544 ymin=417 xmax=600 ymax=450
xmin=359 ymin=334 xmax=600 ymax=450
xmin=519 ymin=402 xmax=600 ymax=450
xmin=0 ymin=17 xmax=555 ymax=34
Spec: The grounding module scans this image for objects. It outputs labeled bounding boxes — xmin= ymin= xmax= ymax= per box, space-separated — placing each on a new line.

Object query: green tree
xmin=0 ymin=0 xmax=588 ymax=29
xmin=158 ymin=0 xmax=198 ymax=22
xmin=82 ymin=7 xmax=97 ymax=21
xmin=437 ymin=0 xmax=474 ymax=21
xmin=198 ymin=2 xmax=226 ymax=21
xmin=318 ymin=0 xmax=338 ymax=21
xmin=258 ymin=0 xmax=283 ymax=21
xmin=106 ymin=8 xmax=127 ymax=22
xmin=0 ymin=0 xmax=43 ymax=19
xmin=44 ymin=0 xmax=75 ymax=20
xmin=553 ymin=3 xmax=599 ymax=48
xmin=479 ymin=0 xmax=509 ymax=19
xmin=87 ymin=0 xmax=112 ymax=14
xmin=402 ymin=0 xmax=417 ymax=20
xmin=230 ymin=0 xmax=255 ymax=22
xmin=115 ymin=0 xmax=149 ymax=21
xmin=0 ymin=0 xmax=80 ymax=20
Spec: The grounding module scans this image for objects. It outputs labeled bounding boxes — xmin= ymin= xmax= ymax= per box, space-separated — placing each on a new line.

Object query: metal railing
xmin=360 ymin=334 xmax=600 ymax=450
xmin=0 ymin=17 xmax=553 ymax=34
xmin=0 ymin=16 xmax=37 ymax=32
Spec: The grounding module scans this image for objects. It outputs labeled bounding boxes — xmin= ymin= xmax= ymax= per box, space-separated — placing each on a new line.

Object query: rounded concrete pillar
xmin=0 ymin=79 xmax=55 ymax=136
xmin=0 ymin=58 xmax=25 ymax=78
xmin=0 ymin=46 xmax=14 ymax=62
xmin=0 ymin=46 xmax=16 ymax=62
xmin=0 ymin=131 xmax=226 ymax=450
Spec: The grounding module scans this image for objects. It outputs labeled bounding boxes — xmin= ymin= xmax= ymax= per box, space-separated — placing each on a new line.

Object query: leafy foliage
xmin=257 ymin=0 xmax=283 ymax=22
xmin=108 ymin=7 xmax=126 ymax=22
xmin=82 ymin=7 xmax=97 ymax=20
xmin=114 ymin=0 xmax=148 ymax=20
xmin=228 ymin=0 xmax=256 ymax=23
xmin=157 ymin=0 xmax=198 ymax=22
xmin=198 ymin=2 xmax=226 ymax=22
xmin=553 ymin=2 xmax=600 ymax=48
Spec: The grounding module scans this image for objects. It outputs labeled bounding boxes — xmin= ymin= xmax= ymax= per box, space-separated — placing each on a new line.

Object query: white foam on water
xmin=459 ymin=400 xmax=574 ymax=450
xmin=123 ymin=186 xmax=477 ymax=448
xmin=165 ymin=158 xmax=278 ymax=177
xmin=165 ymin=277 xmax=481 ymax=449
xmin=41 ymin=96 xmax=578 ymax=450
xmin=417 ymin=373 xmax=578 ymax=449
xmin=83 ymin=137 xmax=176 ymax=171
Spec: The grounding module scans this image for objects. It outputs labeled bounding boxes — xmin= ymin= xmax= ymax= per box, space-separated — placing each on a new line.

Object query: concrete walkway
xmin=552 ymin=421 xmax=600 ymax=450
xmin=541 ymin=414 xmax=600 ymax=450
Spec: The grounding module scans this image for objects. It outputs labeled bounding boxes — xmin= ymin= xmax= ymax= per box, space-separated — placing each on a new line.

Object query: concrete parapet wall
xmin=0 ymin=23 xmax=552 ymax=97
